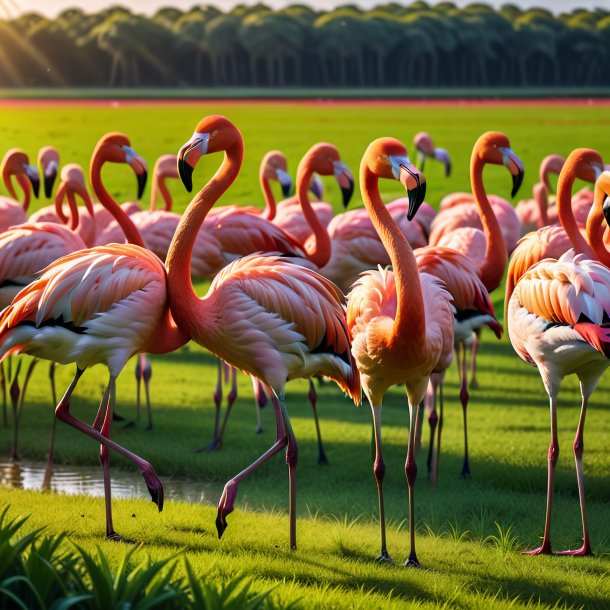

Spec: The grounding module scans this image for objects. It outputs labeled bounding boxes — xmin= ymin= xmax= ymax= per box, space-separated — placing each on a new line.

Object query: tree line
xmin=1 ymin=2 xmax=609 ymax=89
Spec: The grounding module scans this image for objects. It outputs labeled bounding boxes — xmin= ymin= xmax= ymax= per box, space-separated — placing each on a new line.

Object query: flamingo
xmin=0 ymin=149 xmax=40 ymax=231
xmin=0 ymin=132 xmax=189 ymax=541
xmin=413 ymin=131 xmax=451 ymax=177
xmin=507 ymin=172 xmax=610 ymax=556
xmin=347 ymin=137 xmax=453 ymax=566
xmin=165 ymin=115 xmax=360 ymax=550
xmin=37 ymin=146 xmax=60 ymax=199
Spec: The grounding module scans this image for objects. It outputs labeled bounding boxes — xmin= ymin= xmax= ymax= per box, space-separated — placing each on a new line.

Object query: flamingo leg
xmin=431 ymin=382 xmax=444 ymax=487
xmin=1 ymin=361 xmax=6 ymax=427
xmin=404 ymin=397 xmax=421 ymax=567
xmin=458 ymin=342 xmax=471 ymax=478
xmin=55 ymin=368 xmax=164 ymax=512
xmin=280 ymin=394 xmax=299 ymax=551
xmin=195 ymin=359 xmax=223 ymax=451
xmin=252 ymin=377 xmax=266 ymax=435
xmin=141 ymin=355 xmax=153 ymax=430
xmin=556 ymin=393 xmax=593 ymax=556
xmin=425 ymin=380 xmax=438 ymax=481
xmin=370 ymin=402 xmax=391 ymax=562
xmin=523 ymin=392 xmax=558 ymax=555
xmin=469 ymin=329 xmax=480 ymax=389
xmin=44 ymin=362 xmax=58 ymax=484
xmin=135 ymin=355 xmax=142 ymax=424
xmin=9 ymin=359 xmax=23 ymax=461
xmin=216 ymin=388 xmax=288 ymax=541
xmin=215 ymin=366 xmax=237 ymax=447
xmin=308 ymin=379 xmax=328 ymax=465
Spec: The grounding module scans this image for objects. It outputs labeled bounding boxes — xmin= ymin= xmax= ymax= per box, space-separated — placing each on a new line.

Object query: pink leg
xmin=9 ymin=359 xmax=23 ymax=461
xmin=1 ymin=361 xmax=6 ymax=427
xmin=523 ymin=392 xmax=558 ymax=555
xmin=556 ymin=394 xmax=593 ymax=556
xmin=252 ymin=377 xmax=267 ymax=435
xmin=469 ymin=330 xmax=480 ymax=389
xmin=195 ymin=359 xmax=223 ymax=452
xmin=215 ymin=366 xmax=237 ymax=446
xmin=141 ymin=355 xmax=153 ymax=430
xmin=432 ymin=381 xmax=444 ymax=487
xmin=216 ymin=388 xmax=288 ymax=540
xmin=44 ymin=362 xmax=58 ymax=486
xmin=56 ymin=368 xmax=164 ymax=512
xmin=425 ymin=378 xmax=438 ymax=481
xmin=458 ymin=342 xmax=471 ymax=478
xmin=404 ymin=398 xmax=422 ymax=567
xmin=308 ymin=380 xmax=328 ymax=465
xmin=370 ymin=402 xmax=391 ymax=562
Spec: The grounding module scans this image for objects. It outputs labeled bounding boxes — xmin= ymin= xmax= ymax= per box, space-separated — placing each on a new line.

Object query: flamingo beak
xmin=122 ymin=145 xmax=148 ymax=199
xmin=603 ymin=196 xmax=610 ymax=227
xmin=25 ymin=164 xmax=40 ymax=198
xmin=391 ymin=156 xmax=426 ymax=221
xmin=177 ymin=132 xmax=210 ymax=193
xmin=434 ymin=148 xmax=451 ymax=178
xmin=43 ymin=159 xmax=59 ymax=198
xmin=499 ymin=147 xmax=524 ymax=197
xmin=309 ymin=173 xmax=324 ymax=200
xmin=276 ymin=168 xmax=292 ymax=198
xmin=333 ymin=161 xmax=354 ymax=208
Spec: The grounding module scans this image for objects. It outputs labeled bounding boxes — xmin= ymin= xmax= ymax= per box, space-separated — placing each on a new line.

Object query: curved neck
xmin=150 ymin=174 xmax=173 ymax=211
xmin=362 ymin=165 xmax=425 ymax=350
xmin=296 ymin=159 xmax=331 ymax=267
xmin=260 ymin=171 xmax=276 ymax=220
xmin=533 ymin=182 xmax=548 ymax=227
xmin=166 ymin=140 xmax=244 ymax=338
xmin=586 ymin=182 xmax=610 ymax=266
xmin=90 ymin=155 xmax=144 ymax=247
xmin=557 ymin=161 xmax=593 ymax=257
xmin=66 ymin=190 xmax=80 ymax=230
xmin=4 ymin=170 xmax=31 ymax=210
xmin=471 ymin=154 xmax=507 ymax=292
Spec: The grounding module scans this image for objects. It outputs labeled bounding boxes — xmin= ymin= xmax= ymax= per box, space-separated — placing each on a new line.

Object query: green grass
xmin=1 ymin=101 xmax=610 ymax=608
xmin=2 ymin=87 xmax=610 ymax=99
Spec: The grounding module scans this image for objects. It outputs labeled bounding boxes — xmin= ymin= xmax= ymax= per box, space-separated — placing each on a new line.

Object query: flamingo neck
xmin=150 ymin=174 xmax=173 ymax=211
xmin=296 ymin=157 xmax=331 ymax=267
xmin=90 ymin=155 xmax=144 ymax=247
xmin=557 ymin=160 xmax=593 ymax=257
xmin=66 ymin=191 xmax=80 ymax=230
xmin=260 ymin=171 xmax=276 ymax=220
xmin=143 ymin=306 xmax=188 ymax=353
xmin=533 ymin=182 xmax=548 ymax=227
xmin=362 ymin=165 xmax=425 ymax=351
xmin=471 ymin=153 xmax=506 ymax=292
xmin=586 ymin=182 xmax=610 ymax=266
xmin=166 ymin=140 xmax=244 ymax=341
xmin=16 ymin=175 xmax=31 ymax=210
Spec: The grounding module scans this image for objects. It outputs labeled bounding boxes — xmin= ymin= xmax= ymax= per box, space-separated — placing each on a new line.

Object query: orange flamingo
xmin=37 ymin=146 xmax=60 ymax=199
xmin=347 ymin=137 xmax=452 ymax=566
xmin=0 ymin=149 xmax=40 ymax=230
xmin=413 ymin=131 xmax=451 ymax=177
xmin=0 ymin=133 xmax=189 ymax=541
xmin=507 ymin=172 xmax=610 ymax=556
xmin=166 ymin=115 xmax=360 ymax=550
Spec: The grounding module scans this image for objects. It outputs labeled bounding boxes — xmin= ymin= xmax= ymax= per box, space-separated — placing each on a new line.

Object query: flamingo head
xmin=565 ymin=148 xmax=604 ymax=184
xmin=261 ymin=150 xmax=292 ymax=197
xmin=539 ymin=154 xmax=565 ymax=192
xmin=178 ymin=115 xmax=241 ymax=193
xmin=1 ymin=148 xmax=40 ymax=199
xmin=93 ymin=133 xmax=148 ymax=199
xmin=365 ymin=137 xmax=427 ymax=221
xmin=301 ymin=143 xmax=354 ymax=208
xmin=38 ymin=146 xmax=60 ymax=198
xmin=433 ymin=148 xmax=452 ymax=178
xmin=55 ymin=163 xmax=95 ymax=227
xmin=475 ymin=131 xmax=524 ymax=198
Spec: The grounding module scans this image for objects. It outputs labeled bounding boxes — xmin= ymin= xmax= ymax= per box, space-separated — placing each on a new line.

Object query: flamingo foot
xmin=106 ymin=531 xmax=135 ymax=544
xmin=216 ymin=479 xmax=238 ymax=539
xmin=194 ymin=437 xmax=222 ymax=452
xmin=555 ymin=544 xmax=593 ymax=556
xmin=376 ymin=550 xmax=392 ymax=563
xmin=522 ymin=542 xmax=552 ymax=555
xmin=142 ymin=469 xmax=164 ymax=511
xmin=255 ymin=426 xmax=263 ymax=435
xmin=404 ymin=552 xmax=421 ymax=568
xmin=112 ymin=412 xmax=126 ymax=422
xmin=460 ymin=457 xmax=471 ymax=478
xmin=318 ymin=448 xmax=329 ymax=466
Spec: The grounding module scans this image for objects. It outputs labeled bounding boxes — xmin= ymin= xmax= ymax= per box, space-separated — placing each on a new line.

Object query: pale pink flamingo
xmin=37 ymin=146 xmax=60 ymax=199
xmin=0 ymin=149 xmax=40 ymax=231
xmin=166 ymin=115 xmax=360 ymax=550
xmin=347 ymin=137 xmax=453 ymax=566
xmin=507 ymin=173 xmax=610 ymax=555
xmin=413 ymin=131 xmax=451 ymax=177
xmin=0 ymin=133 xmax=189 ymax=541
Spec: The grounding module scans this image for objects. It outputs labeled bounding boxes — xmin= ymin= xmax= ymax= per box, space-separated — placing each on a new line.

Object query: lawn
xmin=0 ymin=100 xmax=609 ymax=608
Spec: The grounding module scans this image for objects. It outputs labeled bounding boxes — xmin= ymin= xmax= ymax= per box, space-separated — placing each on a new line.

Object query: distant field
xmin=1 ymin=100 xmax=610 ymax=608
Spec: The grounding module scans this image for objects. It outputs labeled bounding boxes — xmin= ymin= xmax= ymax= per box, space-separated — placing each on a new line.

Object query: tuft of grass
xmin=484 ymin=522 xmax=521 ymax=556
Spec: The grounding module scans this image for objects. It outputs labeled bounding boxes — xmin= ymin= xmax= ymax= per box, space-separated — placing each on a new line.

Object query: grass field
xmin=1 ymin=100 xmax=610 ymax=608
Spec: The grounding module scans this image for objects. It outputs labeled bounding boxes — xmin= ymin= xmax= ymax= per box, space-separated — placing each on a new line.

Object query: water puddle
xmin=0 ymin=459 xmax=220 ymax=505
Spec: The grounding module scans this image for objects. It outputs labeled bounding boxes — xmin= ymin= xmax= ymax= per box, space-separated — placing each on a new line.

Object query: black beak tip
xmin=341 ymin=179 xmax=354 ymax=208
xmin=511 ymin=171 xmax=524 ymax=198
xmin=178 ymin=159 xmax=193 ymax=193
xmin=407 ymin=181 xmax=426 ymax=221
xmin=44 ymin=172 xmax=57 ymax=198
xmin=31 ymin=178 xmax=40 ymax=199
xmin=444 ymin=160 xmax=452 ymax=178
xmin=281 ymin=182 xmax=292 ymax=198
xmin=215 ymin=514 xmax=227 ymax=539
xmin=136 ymin=170 xmax=148 ymax=200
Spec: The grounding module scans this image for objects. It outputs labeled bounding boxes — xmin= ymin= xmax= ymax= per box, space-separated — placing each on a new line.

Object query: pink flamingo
xmin=413 ymin=131 xmax=451 ymax=177
xmin=507 ymin=172 xmax=610 ymax=556
xmin=347 ymin=137 xmax=453 ymax=566
xmin=37 ymin=146 xmax=60 ymax=199
xmin=166 ymin=115 xmax=360 ymax=550
xmin=0 ymin=149 xmax=40 ymax=231
xmin=0 ymin=133 xmax=189 ymax=541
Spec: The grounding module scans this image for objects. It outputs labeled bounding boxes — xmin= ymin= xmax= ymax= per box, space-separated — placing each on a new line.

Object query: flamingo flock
xmin=1 ymin=116 xmax=609 ymax=567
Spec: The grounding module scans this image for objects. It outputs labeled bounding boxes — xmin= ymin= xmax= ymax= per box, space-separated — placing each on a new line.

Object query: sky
xmin=6 ymin=0 xmax=610 ymax=18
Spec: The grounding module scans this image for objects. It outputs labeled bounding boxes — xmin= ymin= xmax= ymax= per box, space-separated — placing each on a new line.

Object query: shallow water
xmin=0 ymin=459 xmax=220 ymax=505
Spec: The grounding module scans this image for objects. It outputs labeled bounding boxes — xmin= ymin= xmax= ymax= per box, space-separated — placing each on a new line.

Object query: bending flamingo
xmin=0 ymin=149 xmax=40 ymax=231
xmin=37 ymin=146 xmax=60 ymax=199
xmin=507 ymin=171 xmax=610 ymax=555
xmin=166 ymin=115 xmax=360 ymax=550
xmin=347 ymin=137 xmax=453 ymax=566
xmin=413 ymin=131 xmax=451 ymax=177
xmin=0 ymin=133 xmax=188 ymax=541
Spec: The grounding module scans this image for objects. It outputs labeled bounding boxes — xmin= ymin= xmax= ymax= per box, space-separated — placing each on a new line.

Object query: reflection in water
xmin=0 ymin=460 xmax=219 ymax=505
